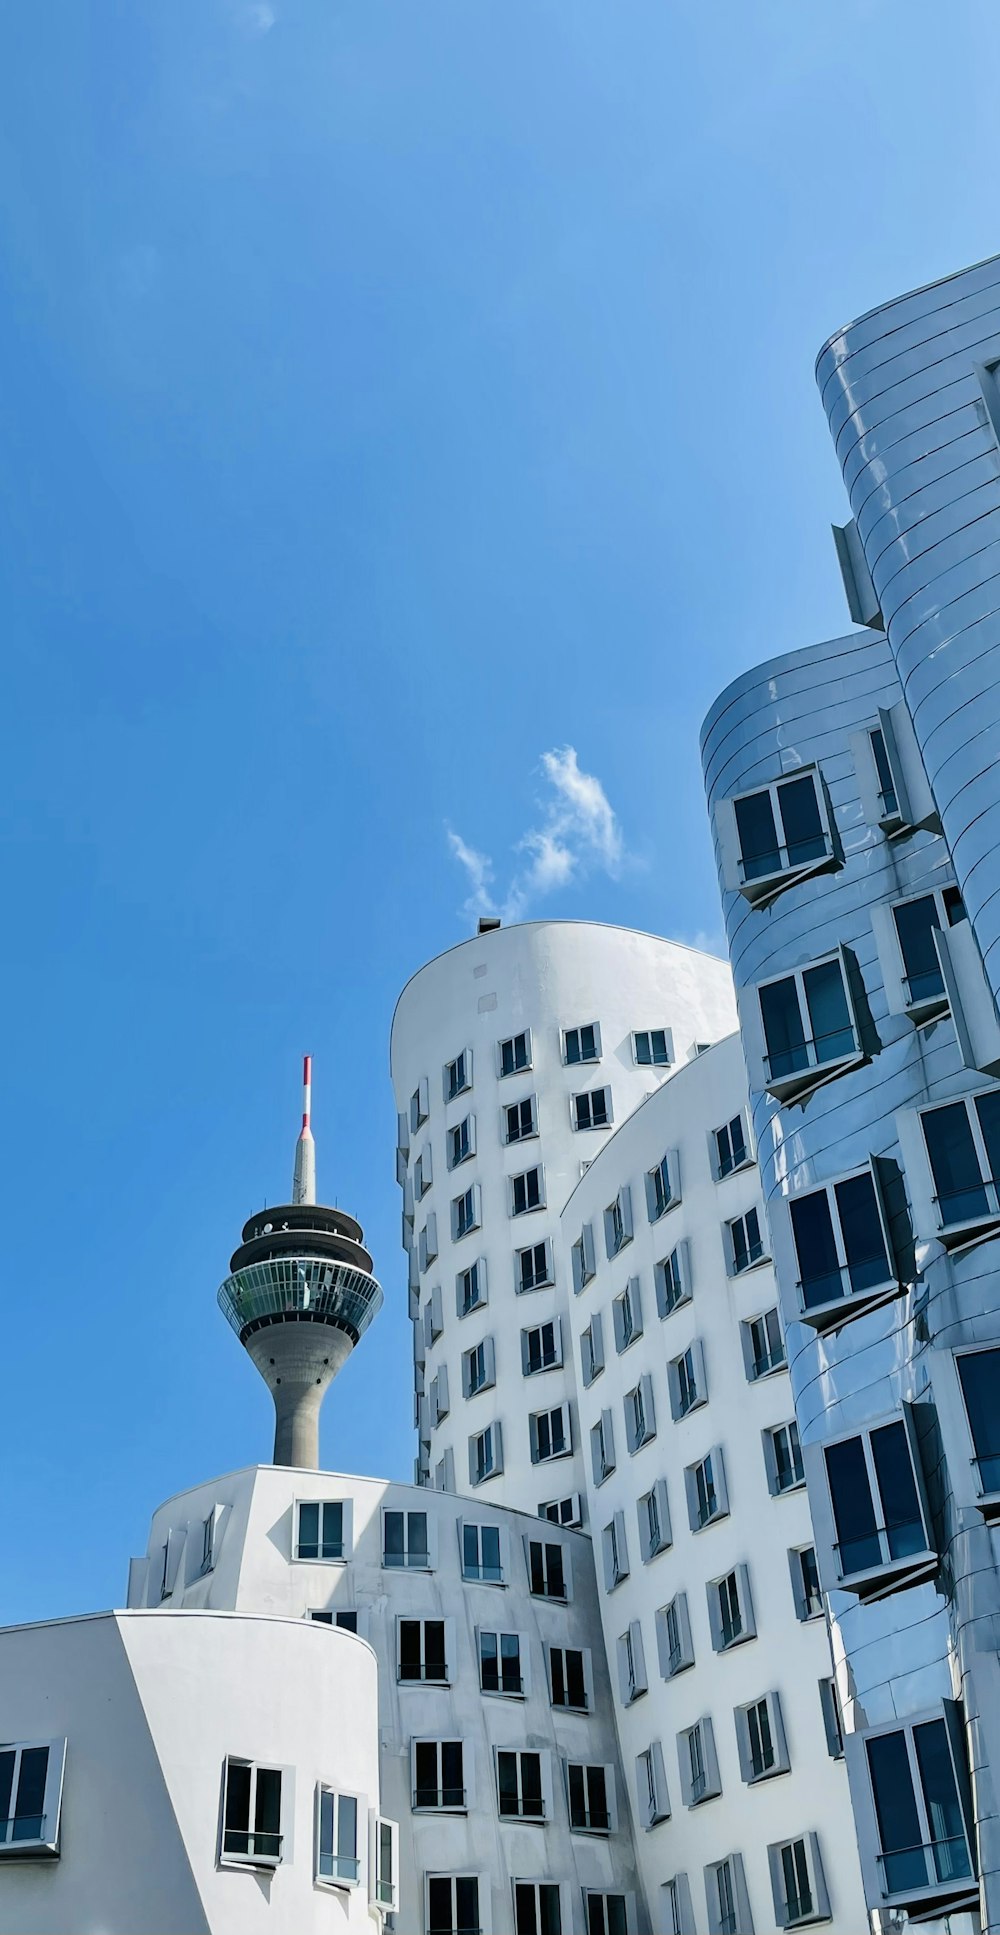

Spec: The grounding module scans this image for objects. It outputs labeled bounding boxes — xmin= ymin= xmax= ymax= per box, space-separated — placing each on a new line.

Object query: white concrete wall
xmin=560 ymin=1034 xmax=868 ymax=1935
xmin=390 ymin=920 xmax=736 ymax=1514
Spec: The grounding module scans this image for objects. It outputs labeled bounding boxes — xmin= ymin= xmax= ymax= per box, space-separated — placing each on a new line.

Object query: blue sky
xmin=4 ymin=0 xmax=1000 ymax=1622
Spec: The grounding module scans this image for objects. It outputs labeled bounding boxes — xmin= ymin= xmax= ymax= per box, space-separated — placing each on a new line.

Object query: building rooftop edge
xmin=142 ymin=1461 xmax=599 ymax=1536
xmin=813 ymin=247 xmax=1000 ymax=373
xmin=698 ymin=628 xmax=885 ymax=753
xmin=0 ymin=1605 xmax=377 ymax=1657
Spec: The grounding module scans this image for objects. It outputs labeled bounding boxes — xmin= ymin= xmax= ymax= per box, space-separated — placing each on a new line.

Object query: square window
xmin=382 ymin=1509 xmax=429 ymax=1570
xmin=530 ymin=1404 xmax=572 ymax=1464
xmin=788 ymin=1164 xmax=897 ymax=1327
xmin=573 ymin=1086 xmax=612 ymax=1131
xmin=633 ymin=1029 xmax=672 ymax=1067
xmin=714 ymin=1114 xmax=749 ymax=1178
xmin=413 ymin=1739 xmax=465 ymax=1811
xmin=728 ymin=1206 xmax=767 ymax=1274
xmin=757 ymin=950 xmax=864 ymax=1102
xmin=470 ymin=1423 xmax=503 ymax=1486
xmin=564 ymin=1022 xmax=601 ymax=1065
xmin=462 ymin=1521 xmax=504 ymax=1584
xmin=505 ymin=1095 xmax=537 ymax=1144
xmin=296 ymin=1500 xmax=346 ymax=1562
xmin=0 ymin=1739 xmax=65 ymax=1858
xmin=517 ymin=1239 xmax=553 ymax=1293
xmin=522 ymin=1319 xmax=561 ymax=1376
xmin=499 ymin=1030 xmax=532 ymax=1078
xmin=222 ymin=1758 xmax=283 ymax=1867
xmin=444 ymin=1051 xmax=472 ymax=1102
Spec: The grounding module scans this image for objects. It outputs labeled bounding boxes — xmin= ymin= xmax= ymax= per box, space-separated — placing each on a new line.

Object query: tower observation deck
xmin=217 ymin=1057 xmax=383 ymax=1467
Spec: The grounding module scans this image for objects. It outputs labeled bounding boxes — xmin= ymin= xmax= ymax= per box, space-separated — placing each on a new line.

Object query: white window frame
xmin=717 ymin=763 xmax=836 ymax=906
xmin=512 ymin=1879 xmax=563 ymax=1933
xmin=851 ymin=700 xmax=939 ymax=841
xmin=847 ymin=1704 xmax=976 ymax=1917
xmin=911 ymin=1088 xmax=1000 ymax=1250
xmin=548 ymin=1643 xmax=592 ymax=1712
xmin=625 ymin=1373 xmax=656 ymax=1452
xmin=662 ymin=1873 xmax=695 ymax=1935
xmin=430 ymin=1364 xmax=450 ymax=1425
xmin=789 ymin=1543 xmax=823 ymax=1622
xmin=727 ymin=1204 xmax=769 ymax=1275
xmin=764 ymin=1420 xmax=805 ymax=1495
xmin=806 ymin=1405 xmax=936 ymax=1600
xmin=617 ymin=1619 xmax=647 ymax=1704
xmin=591 ymin=1408 xmax=616 ymax=1485
xmin=655 ymin=1242 xmax=691 ymax=1318
xmin=369 ymin=1812 xmax=399 ymax=1914
xmin=529 ymin=1402 xmax=572 ymax=1464
xmin=381 ymin=1507 xmax=432 ymax=1571
xmin=784 ymin=1160 xmax=899 ymax=1330
xmin=412 ymin=1738 xmax=467 ymax=1814
xmin=538 ymin=1492 xmax=583 ymax=1529
xmin=452 ymin=1184 xmax=482 ymax=1242
xmin=685 ymin=1447 xmax=729 ymax=1531
xmin=521 ymin=1316 xmax=562 ymax=1376
xmin=638 ymin=1478 xmax=671 ymax=1560
xmin=295 ymin=1498 xmax=351 ymax=1564
xmin=632 ymin=1027 xmax=673 ymax=1068
xmin=462 ymin=1335 xmax=496 ymax=1398
xmin=604 ymin=1185 xmax=634 ymax=1258
xmin=424 ymin=1283 xmax=444 ymax=1348
xmin=563 ymin=1021 xmax=602 ymax=1066
xmin=498 ymin=1029 xmax=532 ymax=1078
xmin=752 ymin=947 xmax=866 ymax=1104
xmin=510 ymin=1165 xmax=545 ymax=1217
xmin=426 ymin=1875 xmax=490 ymax=1935
xmin=872 ymin=885 xmax=962 ymax=1025
xmin=707 ymin=1563 xmax=755 ymax=1652
xmin=460 ymin=1519 xmax=507 ymax=1585
xmin=515 ymin=1237 xmax=554 ymax=1294
xmin=526 ymin=1534 xmax=569 ymax=1601
xmin=603 ymin=1509 xmax=629 ymax=1591
xmin=503 ymin=1093 xmax=538 ymax=1145
xmin=736 ymin=1691 xmax=789 ymax=1784
xmin=580 ymin=1311 xmax=605 ymax=1386
xmin=478 ymin=1627 xmax=526 ymax=1699
xmin=678 ymin=1717 xmax=720 ymax=1807
xmin=456 ymin=1257 xmax=487 ymax=1318
xmin=314 ymin=1781 xmax=364 ymax=1888
xmin=220 ymin=1756 xmax=286 ymax=1868
xmin=496 ymin=1747 xmax=550 ymax=1822
xmin=419 ymin=1212 xmax=438 ymax=1273
xmin=712 ymin=1112 xmax=751 ymax=1179
xmin=469 ymin=1422 xmax=503 ymax=1487
xmin=656 ymin=1593 xmax=694 ymax=1678
xmin=447 ymin=1113 xmax=476 ymax=1170
xmin=571 ymin=1085 xmax=613 ymax=1132
xmin=768 ymin=1831 xmax=831 ymax=1929
xmin=705 ymin=1853 xmax=753 ymax=1935
xmin=668 ymin=1339 xmax=706 ymax=1419
xmin=636 ymin=1741 xmax=670 ymax=1828
xmin=645 ymin=1152 xmax=679 ymax=1222
xmin=415 ymin=1144 xmax=433 ymax=1197
xmin=566 ymin=1760 xmax=615 ymax=1836
xmin=410 ymin=1078 xmax=429 ymax=1133
xmin=612 ymin=1275 xmax=643 ymax=1352
xmin=741 ymin=1306 xmax=786 ymax=1379
xmin=444 ymin=1049 xmax=473 ymax=1103
xmin=0 ymin=1738 xmax=66 ymax=1857
xmin=571 ymin=1222 xmax=597 ymax=1292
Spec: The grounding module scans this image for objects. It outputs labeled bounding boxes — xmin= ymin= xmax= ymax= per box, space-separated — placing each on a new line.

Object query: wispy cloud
xmin=229 ymin=0 xmax=277 ymax=35
xmin=448 ymin=746 xmax=626 ymax=928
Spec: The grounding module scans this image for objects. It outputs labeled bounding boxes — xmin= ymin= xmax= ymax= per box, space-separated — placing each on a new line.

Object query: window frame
xmin=638 ymin=1479 xmax=671 ymax=1561
xmin=295 ymin=1498 xmax=351 ymax=1564
xmin=521 ymin=1317 xmax=562 ymax=1377
xmin=503 ymin=1093 xmax=538 ymax=1145
xmin=381 ymin=1507 xmax=431 ymax=1572
xmin=478 ymin=1626 xmax=526 ymax=1699
xmin=426 ymin=1873 xmax=489 ymax=1935
xmin=846 ymin=1705 xmax=976 ymax=1919
xmin=707 ymin=1564 xmax=756 ymax=1653
xmin=914 ymin=1087 xmax=1000 ymax=1249
xmin=444 ymin=1049 xmax=473 ymax=1103
xmin=462 ymin=1334 xmax=496 ymax=1399
xmin=563 ymin=1021 xmax=602 ymax=1066
xmin=566 ymin=1759 xmax=615 ymax=1836
xmin=741 ymin=1306 xmax=785 ymax=1380
xmin=469 ymin=1422 xmax=503 ymax=1487
xmin=603 ymin=1509 xmax=629 ymax=1591
xmin=447 ymin=1113 xmax=476 ymax=1171
xmin=525 ymin=1535 xmax=569 ymax=1601
xmin=548 ymin=1644 xmax=592 ymax=1713
xmin=656 ymin=1593 xmax=694 ymax=1678
xmin=625 ymin=1373 xmax=656 ymax=1453
xmin=726 ymin=1204 xmax=769 ymax=1275
xmin=314 ymin=1781 xmax=364 ymax=1889
xmin=529 ymin=1401 xmax=573 ymax=1465
xmin=498 ymin=1029 xmax=532 ymax=1079
xmin=220 ymin=1755 xmax=285 ymax=1869
xmin=580 ymin=1311 xmax=605 ymax=1386
xmin=645 ymin=1152 xmax=679 ymax=1223
xmin=496 ymin=1747 xmax=549 ymax=1823
xmin=704 ymin=1853 xmax=752 ymax=1935
xmin=412 ymin=1737 xmax=467 ymax=1814
xmin=604 ymin=1185 xmax=634 ymax=1257
xmin=789 ymin=1544 xmax=823 ymax=1622
xmin=369 ymin=1812 xmax=399 ymax=1913
xmin=510 ymin=1165 xmax=546 ymax=1218
xmin=655 ymin=1242 xmax=691 ymax=1318
xmin=591 ymin=1408 xmax=616 ymax=1486
xmin=460 ymin=1518 xmax=506 ymax=1585
xmin=616 ymin=1619 xmax=648 ymax=1704
xmin=612 ymin=1275 xmax=644 ymax=1352
xmin=767 ymin=1831 xmax=830 ymax=1929
xmin=713 ymin=1112 xmax=751 ymax=1180
xmin=754 ymin=947 xmax=866 ymax=1104
xmin=668 ymin=1339 xmax=706 ymax=1420
xmin=678 ymin=1717 xmax=721 ymax=1808
xmin=451 ymin=1183 xmax=482 ymax=1242
xmin=685 ymin=1447 xmax=729 ymax=1532
xmin=636 ymin=1740 xmax=670 ymax=1829
xmin=515 ymin=1237 xmax=554 ymax=1295
xmin=396 ymin=1615 xmax=451 ymax=1687
xmin=456 ymin=1257 xmax=487 ymax=1319
xmin=0 ymin=1738 xmax=66 ymax=1858
xmin=736 ymin=1691 xmax=789 ymax=1785
xmin=719 ymin=763 xmax=837 ymax=906
xmin=571 ymin=1222 xmax=597 ymax=1293
xmin=632 ymin=1028 xmax=673 ymax=1068
xmin=572 ymin=1085 xmax=613 ymax=1132
xmin=807 ymin=1406 xmax=936 ymax=1601
xmin=785 ymin=1162 xmax=900 ymax=1331
xmin=763 ymin=1420 xmax=805 ymax=1496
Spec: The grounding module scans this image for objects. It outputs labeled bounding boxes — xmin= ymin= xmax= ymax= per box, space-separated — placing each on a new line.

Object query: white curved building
xmin=390 ymin=922 xmax=737 ymax=1515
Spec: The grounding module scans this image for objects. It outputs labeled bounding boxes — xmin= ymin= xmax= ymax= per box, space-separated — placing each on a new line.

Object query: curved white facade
xmin=561 ymin=1034 xmax=867 ymax=1935
xmin=390 ymin=921 xmax=737 ymax=1515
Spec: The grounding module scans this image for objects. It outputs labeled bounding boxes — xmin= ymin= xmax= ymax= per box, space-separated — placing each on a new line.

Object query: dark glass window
xmin=428 ymin=1876 xmax=480 ymax=1935
xmin=566 ymin=1024 xmax=598 ymax=1064
xmin=587 ymin=1898 xmax=627 ymax=1935
xmin=519 ymin=1243 xmax=550 ymax=1291
xmin=415 ymin=1740 xmax=464 ymax=1809
xmin=500 ymin=1032 xmax=530 ymax=1077
xmin=506 ymin=1097 xmax=536 ymax=1142
xmin=498 ymin=1750 xmax=543 ymax=1818
xmin=791 ymin=1171 xmax=890 ymax=1310
xmin=568 ymin=1762 xmax=609 ymax=1831
xmin=0 ymin=1746 xmax=49 ymax=1845
xmin=515 ymin=1882 xmax=562 ymax=1935
xmin=550 ymin=1647 xmax=587 ymax=1708
xmin=958 ymin=1350 xmax=1000 ymax=1493
xmin=825 ymin=1422 xmax=924 ymax=1577
xmin=894 ymin=896 xmax=946 ymax=1005
xmin=760 ymin=961 xmax=857 ymax=1076
xmin=867 ymin=1721 xmax=970 ymax=1894
xmin=463 ymin=1522 xmax=501 ymax=1582
xmin=384 ymin=1510 xmax=427 ymax=1568
xmin=924 ymin=1093 xmax=1000 ymax=1227
xmin=223 ymin=1760 xmax=281 ymax=1861
xmin=480 ymin=1630 xmax=521 ymax=1694
xmin=735 ymin=775 xmax=826 ymax=881
xmin=297 ymin=1501 xmax=344 ymax=1562
xmin=529 ymin=1540 xmax=565 ymax=1598
xmin=871 ymin=727 xmax=898 ymax=818
xmin=526 ymin=1322 xmax=558 ymax=1373
xmin=399 ymin=1619 xmax=446 ymax=1682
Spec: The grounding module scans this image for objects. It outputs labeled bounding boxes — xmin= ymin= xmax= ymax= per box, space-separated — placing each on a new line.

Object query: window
xmin=768 ymin=1833 xmax=830 ymax=1928
xmin=657 ymin=1593 xmax=694 ymax=1677
xmin=511 ymin=1166 xmax=544 ymax=1216
xmin=889 ymin=887 xmax=964 ymax=1018
xmin=550 ymin=1646 xmax=588 ymax=1710
xmin=499 ymin=1030 xmax=531 ymax=1077
xmin=497 ymin=1749 xmax=545 ymax=1820
xmin=724 ymin=767 xmax=834 ymax=902
xmin=201 ymin=1511 xmax=217 ymax=1576
xmin=424 ymin=1284 xmax=444 ymax=1347
xmin=742 ymin=1307 xmax=785 ymax=1379
xmin=383 ymin=1509 xmax=429 ymax=1570
xmin=636 ymin=1741 xmax=670 ymax=1827
xmin=573 ymin=1086 xmax=612 ymax=1131
xmin=819 ymin=1678 xmax=844 ymax=1759
xmin=633 ymin=1028 xmax=672 ymax=1067
xmin=617 ymin=1620 xmax=647 ymax=1703
xmin=727 ymin=1206 xmax=767 ymax=1274
xmin=581 ymin=1312 xmax=604 ymax=1385
xmin=708 ymin=1565 xmax=755 ymax=1651
xmin=462 ymin=1521 xmax=503 ymax=1583
xmin=517 ymin=1239 xmax=553 ymax=1293
xmin=638 ymin=1480 xmax=671 ymax=1560
xmin=0 ymin=1740 xmax=64 ymax=1856
xmin=856 ymin=1711 xmax=975 ymax=1914
xmin=765 ymin=1421 xmax=804 ymax=1495
xmin=410 ymin=1079 xmax=429 ymax=1133
xmin=398 ymin=1618 xmax=448 ymax=1684
xmin=414 ymin=1740 xmax=465 ymax=1811
xmin=309 ymin=1608 xmax=359 ymax=1631
xmin=529 ymin=1404 xmax=571 ymax=1464
xmin=463 ymin=1336 xmax=495 ymax=1398
xmin=522 ymin=1319 xmax=561 ymax=1375
xmin=645 ymin=1153 xmax=678 ymax=1221
xmin=564 ymin=1022 xmax=601 ymax=1065
xmin=434 ymin=1448 xmax=455 ymax=1493
xmin=470 ymin=1423 xmax=503 ymax=1485
xmin=480 ymin=1630 xmax=523 ymax=1696
xmin=221 ymin=1758 xmax=283 ymax=1866
xmin=820 ymin=1412 xmax=934 ymax=1596
xmin=686 ymin=1448 xmax=728 ymax=1530
xmin=445 ymin=1050 xmax=472 ymax=1101
xmin=957 ymin=1347 xmax=1000 ymax=1508
xmin=514 ymin=1881 xmax=562 ymax=1935
xmin=457 ymin=1258 xmax=487 ymax=1317
xmin=316 ymin=1785 xmax=360 ymax=1885
xmin=419 ymin=1214 xmax=439 ymax=1272
xmin=568 ymin=1762 xmax=611 ymax=1833
xmin=591 ymin=1409 xmax=616 ymax=1485
xmin=852 ymin=702 xmax=940 ymax=840
xmin=585 ymin=1894 xmax=630 ymax=1935
xmin=448 ymin=1115 xmax=476 ymax=1169
xmin=705 ymin=1854 xmax=751 ymax=1935
xmin=571 ymin=1222 xmax=596 ymax=1292
xmin=452 ymin=1184 xmax=482 ymax=1241
xmin=655 ymin=1243 xmax=691 ymax=1317
xmin=714 ymin=1114 xmax=749 ymax=1177
xmin=373 ymin=1815 xmax=399 ymax=1911
xmin=788 ymin=1166 xmax=896 ymax=1327
xmin=790 ymin=1545 xmax=823 ymax=1621
xmin=920 ymin=1089 xmax=1000 ymax=1243
xmin=679 ymin=1717 xmax=720 ymax=1806
xmin=505 ymin=1095 xmax=537 ymax=1143
xmin=625 ymin=1375 xmax=656 ymax=1452
xmin=663 ymin=1875 xmax=694 ymax=1935
xmin=538 ymin=1493 xmax=583 ymax=1528
xmin=415 ymin=1145 xmax=433 ymax=1195
xmin=736 ymin=1692 xmax=789 ymax=1783
xmin=757 ymin=950 xmax=864 ymax=1101
xmin=668 ymin=1341 xmax=706 ymax=1419
xmin=603 ymin=1511 xmax=629 ymax=1590
xmin=527 ymin=1538 xmax=567 ymax=1599
xmin=604 ymin=1185 xmax=634 ymax=1257
xmin=870 ymin=724 xmax=899 ymax=821
xmin=428 ymin=1876 xmax=482 ymax=1935
xmin=612 ymin=1276 xmax=643 ymax=1350
xmin=296 ymin=1500 xmax=346 ymax=1561
xmin=430 ymin=1365 xmax=450 ymax=1423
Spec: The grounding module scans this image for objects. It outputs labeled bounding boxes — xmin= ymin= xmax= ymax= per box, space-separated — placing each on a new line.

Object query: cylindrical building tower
xmin=218 ymin=1058 xmax=383 ymax=1467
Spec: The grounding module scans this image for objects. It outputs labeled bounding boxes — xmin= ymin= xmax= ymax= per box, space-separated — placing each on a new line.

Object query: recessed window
xmin=564 ymin=1022 xmax=601 ymax=1065
xmin=522 ymin=1319 xmax=561 ymax=1375
xmin=821 ymin=1413 xmax=935 ymax=1596
xmin=870 ymin=725 xmax=899 ymax=821
xmin=514 ymin=1882 xmax=562 ymax=1935
xmin=0 ymin=1739 xmax=65 ymax=1857
xmin=757 ymin=950 xmax=864 ymax=1101
xmin=221 ymin=1758 xmax=283 ymax=1867
xmin=413 ymin=1740 xmax=465 ymax=1811
xmin=725 ymin=767 xmax=835 ymax=903
xmin=470 ymin=1423 xmax=502 ymax=1486
xmin=415 ymin=1145 xmax=433 ymax=1196
xmin=457 ymin=1258 xmax=487 ymax=1317
xmin=625 ymin=1375 xmax=656 ymax=1452
xmin=686 ymin=1448 xmax=728 ymax=1531
xmin=550 ymin=1646 xmax=588 ymax=1710
xmin=679 ymin=1717 xmax=720 ymax=1806
xmin=530 ymin=1403 xmax=571 ymax=1464
xmin=538 ymin=1493 xmax=583 ymax=1529
xmin=373 ymin=1816 xmax=399 ymax=1911
xmin=638 ymin=1480 xmax=671 ymax=1560
xmin=957 ymin=1347 xmax=1000 ymax=1511
xmin=706 ymin=1856 xmax=749 ymax=1935
xmin=714 ymin=1114 xmax=749 ymax=1177
xmin=920 ymin=1090 xmax=1000 ymax=1245
xmin=580 ymin=1312 xmax=604 ymax=1386
xmin=452 ymin=1184 xmax=482 ymax=1241
xmin=655 ymin=1244 xmax=691 ymax=1318
xmin=201 ymin=1511 xmax=217 ymax=1576
xmin=788 ymin=1165 xmax=897 ymax=1327
xmin=819 ymin=1677 xmax=844 ymax=1758
xmin=418 ymin=1214 xmax=438 ymax=1272
xmin=736 ymin=1692 xmax=788 ymax=1784
xmin=447 ymin=1115 xmax=476 ymax=1169
xmin=727 ymin=1205 xmax=767 ymax=1274
xmin=742 ymin=1306 xmax=785 ymax=1379
xmin=890 ymin=887 xmax=964 ymax=1018
xmin=708 ymin=1565 xmax=755 ymax=1652
xmin=668 ymin=1341 xmax=706 ymax=1419
xmin=296 ymin=1500 xmax=345 ymax=1562
xmin=603 ymin=1510 xmax=629 ymax=1590
xmin=428 ymin=1877 xmax=481 ymax=1935
xmin=430 ymin=1364 xmax=449 ymax=1427
xmin=309 ymin=1608 xmax=359 ymax=1631
xmin=517 ymin=1239 xmax=553 ymax=1293
xmin=852 ymin=703 xmax=941 ymax=841
xmin=790 ymin=1544 xmax=823 ymax=1621
xmin=504 ymin=1095 xmax=537 ymax=1144
xmin=617 ymin=1619 xmax=647 ymax=1703
xmin=398 ymin=1618 xmax=448 ymax=1684
xmin=462 ymin=1336 xmax=495 ymax=1398
xmin=573 ymin=1085 xmax=612 ymax=1131
xmin=315 ymin=1785 xmax=360 ymax=1886
xmin=769 ymin=1833 xmax=830 ymax=1929
xmin=480 ymin=1629 xmax=523 ymax=1696
xmin=765 ymin=1421 xmax=804 ymax=1494
xmin=434 ymin=1448 xmax=455 ymax=1493
xmin=585 ymin=1895 xmax=630 ymax=1935
xmin=633 ymin=1028 xmax=672 ymax=1067
xmin=571 ymin=1222 xmax=597 ymax=1292
xmin=645 ymin=1152 xmax=678 ymax=1221
xmin=410 ymin=1079 xmax=429 ymax=1133
xmin=511 ymin=1166 xmax=544 ymax=1216
xmin=612 ymin=1276 xmax=643 ymax=1351
xmin=663 ymin=1874 xmax=694 ymax=1935
xmin=444 ymin=1050 xmax=472 ymax=1102
xmin=423 ymin=1284 xmax=444 ymax=1347
xmin=462 ymin=1521 xmax=503 ymax=1584
xmin=636 ymin=1741 xmax=670 ymax=1827
xmin=657 ymin=1593 xmax=694 ymax=1677
xmin=591 ymin=1408 xmax=616 ymax=1485
xmin=858 ymin=1712 xmax=974 ymax=1915
xmin=499 ymin=1030 xmax=531 ymax=1077
xmin=604 ymin=1185 xmax=634 ymax=1257
xmin=527 ymin=1537 xmax=567 ymax=1599
xmin=568 ymin=1762 xmax=611 ymax=1833
xmin=497 ymin=1749 xmax=545 ymax=1820
xmin=382 ymin=1509 xmax=429 ymax=1570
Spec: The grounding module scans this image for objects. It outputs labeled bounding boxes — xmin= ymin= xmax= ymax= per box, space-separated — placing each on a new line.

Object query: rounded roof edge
xmin=146 ymin=1462 xmax=598 ymax=1537
xmin=699 ymin=629 xmax=884 ymax=755
xmin=814 ymin=248 xmax=1000 ymax=374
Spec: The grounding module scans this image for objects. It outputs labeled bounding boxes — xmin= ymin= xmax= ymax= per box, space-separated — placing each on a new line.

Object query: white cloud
xmin=447 ymin=746 xmax=626 ymax=929
xmin=228 ymin=0 xmax=276 ymax=35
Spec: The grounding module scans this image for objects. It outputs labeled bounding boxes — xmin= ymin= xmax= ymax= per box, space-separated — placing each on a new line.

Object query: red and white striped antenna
xmin=292 ymin=1053 xmax=316 ymax=1205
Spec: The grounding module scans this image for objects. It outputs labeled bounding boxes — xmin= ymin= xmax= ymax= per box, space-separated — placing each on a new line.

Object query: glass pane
xmin=871 ymin=727 xmax=898 ymax=817
xmin=319 ymin=1501 xmax=343 ymax=1558
xmin=224 ymin=1760 xmax=251 ymax=1836
xmin=12 ymin=1747 xmax=47 ymax=1841
xmin=441 ymin=1741 xmax=463 ymax=1805
xmin=871 ymin=1421 xmax=924 ymax=1560
xmin=778 ymin=774 xmax=826 ymax=867
xmin=408 ymin=1513 xmax=429 ymax=1564
xmin=836 ymin=1172 xmax=891 ymax=1294
xmin=976 ymin=1090 xmax=1000 ymax=1191
xmin=567 ymin=1650 xmax=586 ymax=1706
xmin=255 ymin=1767 xmax=281 ymax=1838
xmin=399 ymin=1621 xmax=422 ymax=1678
xmin=803 ymin=959 xmax=854 ymax=1066
xmin=414 ymin=1741 xmax=438 ymax=1806
xmin=297 ymin=1500 xmax=319 ymax=1559
xmin=337 ymin=1792 xmax=357 ymax=1862
xmin=0 ymin=1752 xmax=14 ymax=1835
xmin=760 ymin=977 xmax=808 ymax=1076
xmin=547 ymin=1547 xmax=565 ymax=1597
xmin=480 ymin=1631 xmax=499 ymax=1689
xmin=428 ymin=1876 xmax=452 ymax=1935
xmin=521 ymin=1753 xmax=543 ymax=1809
xmin=923 ymin=1104 xmax=988 ymax=1226
xmin=463 ymin=1524 xmax=480 ymax=1574
xmin=868 ymin=1730 xmax=926 ymax=1894
xmin=498 ymin=1751 xmax=518 ymax=1813
xmin=383 ymin=1512 xmax=404 ymax=1564
xmin=735 ymin=789 xmax=781 ymax=880
xmin=318 ymin=1787 xmax=335 ymax=1865
xmin=826 ymin=1436 xmax=880 ymax=1574
xmin=540 ymin=1883 xmax=563 ymax=1935
xmin=958 ymin=1350 xmax=1000 ymax=1490
xmin=893 ymin=897 xmax=944 ymax=1003
xmin=457 ymin=1876 xmax=479 ymax=1934
xmin=426 ymin=1621 xmax=447 ymax=1675
xmin=914 ymin=1720 xmax=971 ymax=1882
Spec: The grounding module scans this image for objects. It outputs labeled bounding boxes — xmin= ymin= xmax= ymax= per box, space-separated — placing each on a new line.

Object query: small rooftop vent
xmin=477 ymin=916 xmax=502 ymax=934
